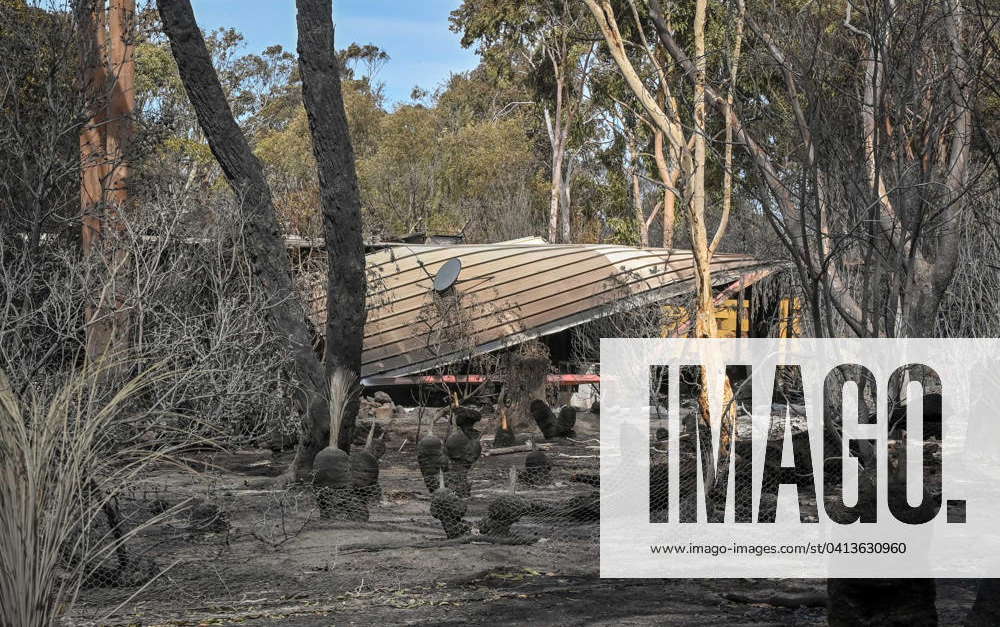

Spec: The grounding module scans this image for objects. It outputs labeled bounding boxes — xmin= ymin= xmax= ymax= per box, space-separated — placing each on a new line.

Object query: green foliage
xmin=450 ymin=0 xmax=595 ymax=109
xmin=132 ymin=10 xmax=300 ymax=196
xmin=256 ymin=107 xmax=320 ymax=234
xmin=358 ymin=103 xmax=445 ymax=234
xmin=254 ymin=55 xmax=546 ymax=241
xmin=440 ymin=118 xmax=534 ymax=199
xmin=4 ymin=2 xmax=753 ymax=248
xmin=450 ymin=0 xmax=543 ymax=55
xmin=604 ymin=216 xmax=640 ymax=246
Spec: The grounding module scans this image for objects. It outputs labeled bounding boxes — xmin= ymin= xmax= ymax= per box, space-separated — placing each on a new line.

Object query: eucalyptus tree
xmin=645 ymin=0 xmax=975 ymax=342
xmin=585 ymin=0 xmax=734 ymax=339
xmin=589 ymin=46 xmax=659 ymax=248
xmin=588 ymin=0 xmax=982 ymax=621
xmin=451 ymin=0 xmax=597 ymax=242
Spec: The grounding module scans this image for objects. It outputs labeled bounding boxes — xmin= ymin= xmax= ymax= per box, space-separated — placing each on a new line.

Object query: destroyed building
xmin=302 ymin=237 xmax=790 ymax=403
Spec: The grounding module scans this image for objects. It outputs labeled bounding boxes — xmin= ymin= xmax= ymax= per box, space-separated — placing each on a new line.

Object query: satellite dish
xmin=433 ymin=258 xmax=462 ymax=292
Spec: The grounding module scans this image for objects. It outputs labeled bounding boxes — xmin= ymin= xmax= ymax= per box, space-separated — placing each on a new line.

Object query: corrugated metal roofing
xmin=307 ymin=243 xmax=778 ymax=380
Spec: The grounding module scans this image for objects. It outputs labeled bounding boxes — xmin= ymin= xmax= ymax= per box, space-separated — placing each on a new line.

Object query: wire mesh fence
xmin=50 ymin=353 xmax=952 ymax=626
xmin=64 ymin=386 xmax=828 ymax=613
xmin=67 ymin=406 xmax=606 ymax=623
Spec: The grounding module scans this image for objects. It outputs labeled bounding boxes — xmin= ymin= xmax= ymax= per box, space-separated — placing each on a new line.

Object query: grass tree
xmin=312 ymin=368 xmax=367 ymax=520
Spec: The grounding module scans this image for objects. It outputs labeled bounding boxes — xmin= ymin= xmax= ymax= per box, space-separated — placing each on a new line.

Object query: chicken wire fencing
xmin=67 ymin=407 xmax=603 ymax=623
xmin=64 ymin=370 xmax=849 ymax=624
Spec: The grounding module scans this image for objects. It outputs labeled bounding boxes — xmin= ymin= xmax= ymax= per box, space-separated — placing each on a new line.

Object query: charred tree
xmin=157 ymin=0 xmax=329 ymax=478
xmin=294 ymin=0 xmax=366 ymax=475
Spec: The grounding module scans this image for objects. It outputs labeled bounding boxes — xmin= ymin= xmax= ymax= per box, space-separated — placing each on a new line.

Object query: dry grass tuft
xmin=0 ymin=365 xmax=191 ymax=626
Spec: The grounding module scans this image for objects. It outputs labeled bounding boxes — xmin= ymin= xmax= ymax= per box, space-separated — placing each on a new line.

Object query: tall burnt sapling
xmin=312 ymin=369 xmax=367 ymax=520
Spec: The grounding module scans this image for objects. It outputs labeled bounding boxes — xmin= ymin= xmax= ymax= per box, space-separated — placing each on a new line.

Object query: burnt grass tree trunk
xmin=295 ymin=0 xmax=366 ymax=473
xmin=417 ymin=435 xmax=449 ymax=494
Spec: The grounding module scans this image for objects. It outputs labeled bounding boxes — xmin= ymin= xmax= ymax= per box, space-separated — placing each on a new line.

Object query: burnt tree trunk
xmin=827 ymin=578 xmax=937 ymax=627
xmin=295 ymin=0 xmax=366 ymax=468
xmin=966 ymin=580 xmax=1000 ymax=626
xmin=157 ymin=0 xmax=329 ymax=477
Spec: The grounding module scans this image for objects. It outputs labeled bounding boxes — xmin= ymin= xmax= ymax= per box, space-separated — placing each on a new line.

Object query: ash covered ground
xmin=71 ymin=409 xmax=975 ymax=626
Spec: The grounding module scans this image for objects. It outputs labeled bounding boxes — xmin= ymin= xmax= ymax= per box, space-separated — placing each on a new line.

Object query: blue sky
xmin=190 ymin=0 xmax=480 ymax=106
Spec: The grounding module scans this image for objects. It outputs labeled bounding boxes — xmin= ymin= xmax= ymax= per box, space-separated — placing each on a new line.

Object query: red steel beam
xmin=362 ymin=373 xmax=600 ymax=387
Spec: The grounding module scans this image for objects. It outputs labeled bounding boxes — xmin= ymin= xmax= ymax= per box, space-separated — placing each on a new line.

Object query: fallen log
xmin=485 ymin=441 xmax=552 ymax=456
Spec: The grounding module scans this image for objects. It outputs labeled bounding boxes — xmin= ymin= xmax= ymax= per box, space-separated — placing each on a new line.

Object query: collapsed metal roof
xmin=307 ymin=241 xmax=779 ymax=382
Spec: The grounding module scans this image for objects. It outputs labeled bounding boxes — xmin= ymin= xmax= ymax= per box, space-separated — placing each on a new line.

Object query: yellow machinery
xmin=660 ymin=297 xmax=801 ymax=338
